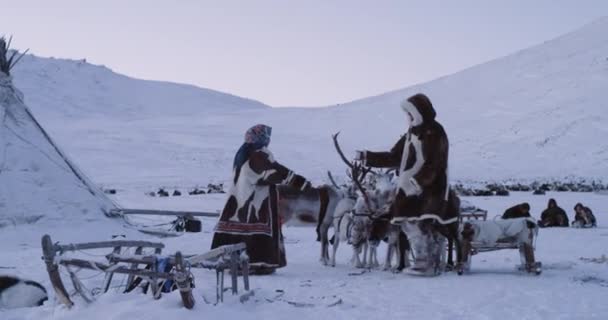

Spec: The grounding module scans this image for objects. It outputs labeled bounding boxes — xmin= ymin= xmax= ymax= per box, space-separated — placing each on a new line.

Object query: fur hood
xmin=400 ymin=93 xmax=436 ymax=126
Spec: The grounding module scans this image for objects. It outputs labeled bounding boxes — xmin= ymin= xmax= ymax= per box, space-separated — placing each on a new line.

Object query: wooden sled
xmin=458 ymin=227 xmax=541 ymax=276
xmin=41 ymin=235 xmax=250 ymax=309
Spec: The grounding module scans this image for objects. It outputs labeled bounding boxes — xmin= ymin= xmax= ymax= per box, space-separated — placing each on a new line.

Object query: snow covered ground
xmin=1 ymin=192 xmax=607 ymax=319
xmin=2 ymin=14 xmax=608 ymax=320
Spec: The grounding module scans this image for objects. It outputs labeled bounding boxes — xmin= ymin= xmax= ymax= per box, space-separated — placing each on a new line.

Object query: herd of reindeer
xmin=279 ymin=133 xmax=541 ymax=276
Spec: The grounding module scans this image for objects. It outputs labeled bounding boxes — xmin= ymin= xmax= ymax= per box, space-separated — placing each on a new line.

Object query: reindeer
xmin=365 ymin=172 xmax=412 ymax=271
xmin=323 ymin=139 xmax=372 ymax=267
xmin=329 ymin=133 xmax=465 ymax=273
xmin=328 ymin=133 xmax=411 ymax=270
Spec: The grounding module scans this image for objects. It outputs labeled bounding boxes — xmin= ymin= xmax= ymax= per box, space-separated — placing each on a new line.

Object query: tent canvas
xmin=0 ymin=38 xmax=115 ymax=227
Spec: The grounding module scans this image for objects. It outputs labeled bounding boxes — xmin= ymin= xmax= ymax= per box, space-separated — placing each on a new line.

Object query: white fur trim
xmin=400 ymin=100 xmax=423 ymax=126
xmin=300 ymin=181 xmax=311 ymax=191
xmin=228 ymin=148 xmax=277 ymax=223
xmin=403 ymin=134 xmax=424 ymax=176
xmin=399 ymin=134 xmax=411 ymax=172
xmin=283 ymin=171 xmax=295 ymax=184
xmin=262 ymin=169 xmax=276 ymax=181
xmin=409 ymin=178 xmax=422 ymax=195
xmin=400 ymin=177 xmax=420 ymax=196
xmin=398 ymin=134 xmax=425 ymax=195
xmin=410 ymin=177 xmax=420 ymax=190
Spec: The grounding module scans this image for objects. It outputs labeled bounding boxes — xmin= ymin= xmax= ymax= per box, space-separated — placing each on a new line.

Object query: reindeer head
xmin=373 ymin=169 xmax=397 ymax=213
xmin=330 ymin=133 xmax=399 ymax=248
xmin=346 ymin=211 xmax=372 ymax=249
xmin=330 ymin=132 xmax=375 ymax=211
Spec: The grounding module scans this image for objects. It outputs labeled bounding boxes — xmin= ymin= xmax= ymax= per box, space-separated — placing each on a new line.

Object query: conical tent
xmin=0 ymin=39 xmax=115 ymax=227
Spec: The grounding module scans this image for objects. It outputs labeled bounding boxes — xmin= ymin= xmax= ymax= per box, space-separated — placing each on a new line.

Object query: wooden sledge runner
xmin=111 ymin=208 xmax=218 ymax=237
xmin=41 ymin=235 xmax=250 ymax=309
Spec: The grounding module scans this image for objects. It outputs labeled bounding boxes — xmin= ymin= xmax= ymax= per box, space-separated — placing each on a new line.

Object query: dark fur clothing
xmin=573 ymin=203 xmax=597 ymax=228
xmin=539 ymin=199 xmax=569 ymax=227
xmin=502 ymin=203 xmax=531 ymax=219
xmin=363 ymin=93 xmax=449 ymax=219
xmin=212 ymin=147 xmax=310 ymax=269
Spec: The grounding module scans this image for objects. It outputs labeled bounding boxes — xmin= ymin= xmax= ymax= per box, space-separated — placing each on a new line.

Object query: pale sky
xmin=5 ymin=0 xmax=608 ymax=106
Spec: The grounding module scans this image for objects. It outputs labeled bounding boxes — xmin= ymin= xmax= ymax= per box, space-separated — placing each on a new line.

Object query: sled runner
xmin=110 ymin=208 xmax=218 ymax=237
xmin=41 ymin=235 xmax=249 ymax=309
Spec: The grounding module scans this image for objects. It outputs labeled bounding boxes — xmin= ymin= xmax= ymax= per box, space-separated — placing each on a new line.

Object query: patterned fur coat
xmin=361 ymin=94 xmax=451 ymax=221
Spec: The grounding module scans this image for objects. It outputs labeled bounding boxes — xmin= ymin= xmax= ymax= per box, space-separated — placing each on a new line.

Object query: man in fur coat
xmin=355 ymin=93 xmax=453 ymax=274
xmin=211 ymin=124 xmax=312 ymax=274
xmin=355 ymin=93 xmax=450 ymax=222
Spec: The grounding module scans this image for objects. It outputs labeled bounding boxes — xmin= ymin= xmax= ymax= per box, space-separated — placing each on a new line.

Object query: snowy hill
xmin=336 ymin=17 xmax=608 ymax=182
xmin=10 ymin=17 xmax=608 ymax=192
xmin=12 ymin=54 xmax=269 ymax=120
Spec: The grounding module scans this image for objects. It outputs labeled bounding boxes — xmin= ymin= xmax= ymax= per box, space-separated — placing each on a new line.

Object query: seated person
xmin=502 ymin=202 xmax=531 ymax=219
xmin=572 ymin=203 xmax=597 ymax=228
xmin=538 ymin=199 xmax=569 ymax=227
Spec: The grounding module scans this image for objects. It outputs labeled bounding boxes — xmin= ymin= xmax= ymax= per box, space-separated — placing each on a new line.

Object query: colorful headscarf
xmin=233 ymin=124 xmax=272 ymax=170
xmin=244 ymin=124 xmax=272 ymax=145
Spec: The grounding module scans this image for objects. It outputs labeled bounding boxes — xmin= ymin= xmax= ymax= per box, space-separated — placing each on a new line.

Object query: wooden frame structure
xmin=41 ymin=234 xmax=250 ymax=309
xmin=457 ymin=220 xmax=541 ymax=275
xmin=459 ymin=210 xmax=488 ymax=222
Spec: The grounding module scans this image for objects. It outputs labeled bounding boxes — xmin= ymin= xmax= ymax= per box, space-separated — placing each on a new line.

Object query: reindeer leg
xmin=373 ymin=245 xmax=380 ymax=268
xmin=446 ymin=237 xmax=454 ymax=271
xmin=457 ymin=223 xmax=474 ymax=275
xmin=352 ymin=246 xmax=362 ymax=268
xmin=320 ymin=236 xmax=328 ymax=266
xmin=362 ymin=242 xmax=369 ymax=268
xmin=454 ymin=237 xmax=462 ymax=271
xmin=319 ymin=222 xmax=331 ymax=266
xmin=403 ymin=249 xmax=411 ymax=268
xmin=323 ymin=224 xmax=331 ymax=264
xmin=368 ymin=243 xmax=379 ymax=269
xmin=396 ymin=231 xmax=409 ymax=271
xmin=384 ymin=244 xmax=393 ymax=271
xmin=331 ymin=228 xmax=340 ymax=267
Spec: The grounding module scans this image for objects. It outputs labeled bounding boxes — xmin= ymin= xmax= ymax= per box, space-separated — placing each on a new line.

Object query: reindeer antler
xmin=332 ymin=132 xmax=354 ymax=170
xmin=332 ymin=132 xmax=375 ymax=215
xmin=351 ymin=163 xmax=376 ymax=215
xmin=332 ymin=132 xmax=372 ymax=181
xmin=327 ymin=171 xmax=340 ymax=189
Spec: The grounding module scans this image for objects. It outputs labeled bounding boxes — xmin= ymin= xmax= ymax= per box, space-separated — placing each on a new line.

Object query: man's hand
xmin=291 ymin=174 xmax=314 ymax=192
xmin=354 ymin=150 xmax=366 ymax=161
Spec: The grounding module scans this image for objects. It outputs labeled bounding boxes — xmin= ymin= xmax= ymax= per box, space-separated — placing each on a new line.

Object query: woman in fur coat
xmin=211 ymin=124 xmax=312 ymax=274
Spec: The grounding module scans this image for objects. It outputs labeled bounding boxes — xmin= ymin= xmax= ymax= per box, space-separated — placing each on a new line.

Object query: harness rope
xmin=392 ymin=214 xmax=459 ymax=225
